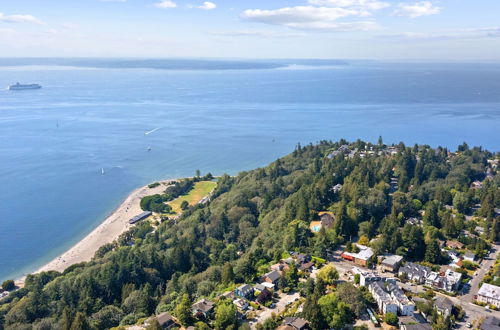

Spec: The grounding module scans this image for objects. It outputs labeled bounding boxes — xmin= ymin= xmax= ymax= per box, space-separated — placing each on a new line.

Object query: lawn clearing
xmin=168 ymin=181 xmax=216 ymax=214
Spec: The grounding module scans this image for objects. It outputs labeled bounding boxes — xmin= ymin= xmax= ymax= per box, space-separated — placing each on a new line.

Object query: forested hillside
xmin=1 ymin=139 xmax=499 ymax=329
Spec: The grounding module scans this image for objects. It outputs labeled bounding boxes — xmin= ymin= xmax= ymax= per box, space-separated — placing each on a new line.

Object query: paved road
xmin=250 ymin=291 xmax=300 ymax=329
xmin=463 ymin=244 xmax=499 ymax=303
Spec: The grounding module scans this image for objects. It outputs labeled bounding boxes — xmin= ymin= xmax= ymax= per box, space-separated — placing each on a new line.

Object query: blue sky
xmin=1 ymin=0 xmax=500 ymax=60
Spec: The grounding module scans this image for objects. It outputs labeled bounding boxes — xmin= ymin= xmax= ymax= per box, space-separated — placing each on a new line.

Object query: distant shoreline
xmin=16 ymin=179 xmax=174 ymax=284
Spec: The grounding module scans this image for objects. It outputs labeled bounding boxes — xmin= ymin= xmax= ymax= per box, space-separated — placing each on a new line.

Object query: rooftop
xmin=478 ymin=283 xmax=500 ymax=300
xmin=343 ymin=244 xmax=374 ymax=261
xmin=381 ymin=254 xmax=404 ymax=266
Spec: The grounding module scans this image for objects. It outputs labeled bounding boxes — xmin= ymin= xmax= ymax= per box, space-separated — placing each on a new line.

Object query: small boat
xmin=147 ymin=146 xmax=152 ymax=152
xmin=8 ymin=82 xmax=42 ymax=90
xmin=101 ymin=168 xmax=105 ymax=175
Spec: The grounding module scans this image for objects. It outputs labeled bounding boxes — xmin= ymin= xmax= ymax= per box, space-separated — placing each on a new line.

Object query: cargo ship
xmin=8 ymin=82 xmax=42 ymax=90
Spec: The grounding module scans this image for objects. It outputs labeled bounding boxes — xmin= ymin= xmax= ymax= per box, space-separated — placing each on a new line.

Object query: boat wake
xmin=144 ymin=127 xmax=161 ymax=135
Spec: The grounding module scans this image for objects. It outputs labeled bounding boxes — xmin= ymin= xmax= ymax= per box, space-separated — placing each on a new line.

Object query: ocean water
xmin=1 ymin=61 xmax=500 ymax=281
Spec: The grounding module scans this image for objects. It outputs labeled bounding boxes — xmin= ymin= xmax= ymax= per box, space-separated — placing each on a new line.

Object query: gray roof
xmin=264 ymin=270 xmax=281 ymax=282
xmin=478 ymin=283 xmax=500 ymax=301
xmin=481 ymin=316 xmax=500 ymax=330
xmin=434 ymin=296 xmax=453 ymax=311
xmin=464 ymin=252 xmax=476 ymax=259
xmin=155 ymin=312 xmax=176 ymax=326
xmin=369 ymin=281 xmax=392 ymax=304
xmin=192 ymin=299 xmax=214 ymax=313
xmin=283 ymin=317 xmax=309 ymax=329
xmin=237 ymin=284 xmax=253 ymax=293
xmin=381 ymin=254 xmax=404 ymax=267
xmin=399 ymin=262 xmax=431 ymax=278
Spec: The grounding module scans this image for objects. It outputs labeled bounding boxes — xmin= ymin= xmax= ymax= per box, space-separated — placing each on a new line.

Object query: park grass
xmin=168 ymin=181 xmax=217 ymax=214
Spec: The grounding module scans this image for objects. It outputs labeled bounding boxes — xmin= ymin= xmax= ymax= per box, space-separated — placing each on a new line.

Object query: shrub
xmin=384 ymin=312 xmax=398 ymax=326
xmin=2 ymin=280 xmax=15 ymax=291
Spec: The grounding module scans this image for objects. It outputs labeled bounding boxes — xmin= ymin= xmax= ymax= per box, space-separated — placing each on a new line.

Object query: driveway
xmin=250 ymin=291 xmax=300 ymax=329
xmin=462 ymin=244 xmax=499 ymax=303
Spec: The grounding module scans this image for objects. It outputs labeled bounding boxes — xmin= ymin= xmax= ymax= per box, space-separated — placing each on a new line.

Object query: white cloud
xmin=393 ymin=1 xmax=441 ymax=18
xmin=0 ymin=13 xmax=44 ymax=25
xmin=155 ymin=0 xmax=177 ymax=9
xmin=211 ymin=30 xmax=306 ymax=38
xmin=241 ymin=6 xmax=378 ymax=32
xmin=308 ymin=0 xmax=390 ymax=11
xmin=380 ymin=27 xmax=500 ymax=41
xmin=198 ymin=2 xmax=216 ymax=10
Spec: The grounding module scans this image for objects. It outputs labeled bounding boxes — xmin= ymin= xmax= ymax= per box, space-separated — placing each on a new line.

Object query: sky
xmin=1 ymin=0 xmax=500 ymax=60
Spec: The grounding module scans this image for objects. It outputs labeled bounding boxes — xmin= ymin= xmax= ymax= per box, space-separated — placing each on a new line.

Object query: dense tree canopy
xmin=0 ymin=140 xmax=498 ymax=328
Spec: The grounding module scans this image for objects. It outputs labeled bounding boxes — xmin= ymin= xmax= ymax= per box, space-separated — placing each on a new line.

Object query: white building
xmin=387 ymin=282 xmax=415 ymax=316
xmin=352 ymin=267 xmax=382 ymax=287
xmin=477 ymin=283 xmax=500 ymax=308
xmin=368 ymin=281 xmax=398 ymax=315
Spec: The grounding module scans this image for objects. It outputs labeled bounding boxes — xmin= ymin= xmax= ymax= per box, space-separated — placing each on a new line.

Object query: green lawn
xmin=168 ymin=181 xmax=217 ymax=214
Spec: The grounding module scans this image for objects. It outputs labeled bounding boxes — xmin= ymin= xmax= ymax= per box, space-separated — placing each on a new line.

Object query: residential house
xmin=254 ymin=283 xmax=267 ymax=292
xmin=475 ymin=226 xmax=486 ymax=235
xmin=477 ymin=283 xmax=500 ymax=308
xmin=352 ymin=268 xmax=381 ymax=287
xmin=463 ymin=252 xmax=476 ymax=262
xmin=292 ymin=252 xmax=312 ymax=265
xmin=146 ymin=312 xmax=179 ymax=329
xmin=444 ymin=269 xmax=462 ymax=292
xmin=368 ymin=281 xmax=398 ymax=315
xmin=332 ymin=184 xmax=343 ymax=193
xmin=263 ymin=270 xmax=281 ymax=285
xmin=233 ymin=298 xmax=249 ymax=311
xmin=235 ymin=284 xmax=254 ymax=298
xmin=471 ymin=181 xmax=483 ymax=189
xmin=299 ymin=261 xmax=315 ymax=272
xmin=426 ymin=269 xmax=462 ymax=292
xmin=446 ymin=240 xmax=464 ymax=250
xmin=387 ymin=282 xmax=415 ymax=316
xmin=270 ymin=262 xmax=289 ymax=272
xmin=309 ymin=212 xmax=335 ymax=233
xmin=433 ymin=296 xmax=454 ymax=317
xmin=279 ymin=317 xmax=310 ymax=330
xmin=379 ymin=254 xmax=404 ymax=272
xmin=399 ymin=315 xmax=432 ymax=330
xmin=192 ymin=299 xmax=214 ymax=318
xmin=341 ymin=244 xmax=374 ymax=267
xmin=398 ymin=262 xmax=431 ymax=284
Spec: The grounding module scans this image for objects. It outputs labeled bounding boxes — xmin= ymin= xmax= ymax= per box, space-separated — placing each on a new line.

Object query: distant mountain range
xmin=0 ymin=57 xmax=349 ymax=70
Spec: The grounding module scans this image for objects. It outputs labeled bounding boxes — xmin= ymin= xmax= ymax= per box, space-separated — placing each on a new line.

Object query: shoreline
xmin=16 ymin=179 xmax=174 ymax=284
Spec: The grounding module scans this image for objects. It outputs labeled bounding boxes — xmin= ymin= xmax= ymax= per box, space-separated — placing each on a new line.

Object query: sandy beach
xmin=33 ymin=180 xmax=174 ymax=275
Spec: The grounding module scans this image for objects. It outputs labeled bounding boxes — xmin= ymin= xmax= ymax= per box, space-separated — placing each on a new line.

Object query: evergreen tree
xmin=69 ymin=312 xmax=89 ymax=330
xmin=174 ymin=294 xmax=193 ymax=326
xmin=425 ymin=239 xmax=441 ymax=264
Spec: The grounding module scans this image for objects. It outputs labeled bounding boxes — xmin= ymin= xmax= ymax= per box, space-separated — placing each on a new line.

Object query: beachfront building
xmin=341 ymin=244 xmax=374 ymax=267
xmin=129 ymin=211 xmax=152 ymax=224
xmin=477 ymin=283 xmax=500 ymax=308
